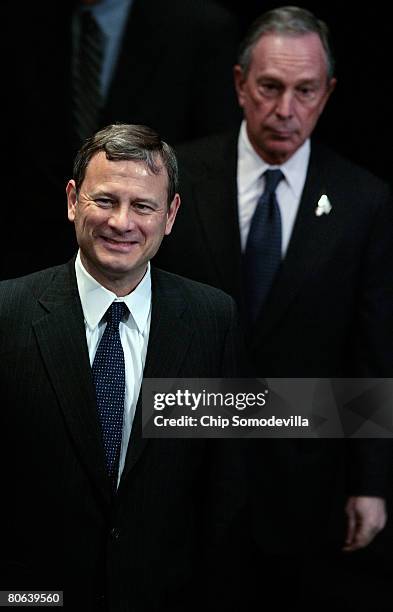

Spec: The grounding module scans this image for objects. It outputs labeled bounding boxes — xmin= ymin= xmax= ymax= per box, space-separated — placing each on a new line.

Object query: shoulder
xmin=310 ymin=141 xmax=392 ymax=226
xmin=175 ymin=128 xmax=239 ymax=173
xmin=312 ymin=141 xmax=391 ymax=195
xmin=161 ymin=0 xmax=238 ymax=32
xmin=0 ymin=264 xmax=66 ymax=310
xmin=137 ymin=0 xmax=239 ymax=45
xmin=152 ymin=267 xmax=236 ymax=315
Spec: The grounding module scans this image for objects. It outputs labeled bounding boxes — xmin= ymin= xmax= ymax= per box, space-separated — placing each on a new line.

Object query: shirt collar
xmin=238 ymin=119 xmax=310 ymax=198
xmin=83 ymin=0 xmax=133 ymax=41
xmin=75 ymin=251 xmax=151 ymax=334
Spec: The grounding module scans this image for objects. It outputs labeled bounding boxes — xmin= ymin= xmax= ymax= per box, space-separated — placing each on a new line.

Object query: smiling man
xmin=66 ymin=129 xmax=180 ymax=295
xmin=0 ymin=124 xmax=245 ymax=611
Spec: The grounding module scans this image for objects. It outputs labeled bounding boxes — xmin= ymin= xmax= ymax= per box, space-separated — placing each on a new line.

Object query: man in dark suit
xmin=2 ymin=0 xmax=240 ymax=278
xmin=154 ymin=6 xmax=393 ymax=608
xmin=0 ymin=124 xmax=245 ymax=611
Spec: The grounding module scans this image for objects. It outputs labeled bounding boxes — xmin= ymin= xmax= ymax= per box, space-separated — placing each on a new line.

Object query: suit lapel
xmin=119 ymin=268 xmax=195 ymax=484
xmin=253 ymin=141 xmax=339 ymax=340
xmin=33 ymin=262 xmax=112 ymax=505
xmin=192 ymin=131 xmax=243 ymax=300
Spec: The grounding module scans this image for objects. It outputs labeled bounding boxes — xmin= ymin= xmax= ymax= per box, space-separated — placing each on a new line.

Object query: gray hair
xmin=238 ymin=6 xmax=335 ymax=80
xmin=73 ymin=123 xmax=178 ymax=206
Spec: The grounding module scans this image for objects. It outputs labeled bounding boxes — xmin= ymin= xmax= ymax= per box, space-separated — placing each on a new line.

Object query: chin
xmin=103 ymin=259 xmax=138 ymax=275
xmin=93 ymin=252 xmax=134 ymax=272
xmin=266 ymin=144 xmax=297 ymax=163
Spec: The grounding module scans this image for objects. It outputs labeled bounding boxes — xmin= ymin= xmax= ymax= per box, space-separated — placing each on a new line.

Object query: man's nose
xmin=107 ymin=206 xmax=135 ymax=232
xmin=275 ymin=90 xmax=295 ymax=119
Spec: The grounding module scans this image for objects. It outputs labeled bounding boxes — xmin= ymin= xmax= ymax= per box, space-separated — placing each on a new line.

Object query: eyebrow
xmin=295 ymin=78 xmax=321 ymax=85
xmin=258 ymin=76 xmax=320 ymax=84
xmin=131 ymin=198 xmax=161 ymax=207
xmin=90 ymin=191 xmax=162 ymax=207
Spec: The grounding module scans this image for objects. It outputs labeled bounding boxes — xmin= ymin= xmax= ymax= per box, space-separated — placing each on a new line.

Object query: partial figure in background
xmin=155 ymin=6 xmax=393 ymax=610
xmin=3 ymin=0 xmax=240 ymax=278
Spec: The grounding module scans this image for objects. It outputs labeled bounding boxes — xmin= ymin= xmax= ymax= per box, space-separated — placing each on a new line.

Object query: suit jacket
xmin=154 ymin=128 xmax=393 ymax=550
xmin=2 ymin=0 xmax=241 ymax=279
xmin=0 ymin=262 xmax=245 ymax=611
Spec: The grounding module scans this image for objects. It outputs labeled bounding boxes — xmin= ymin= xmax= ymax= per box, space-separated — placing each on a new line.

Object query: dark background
xmin=1 ymin=2 xmax=392 ymax=608
xmin=1 ymin=1 xmax=391 ymax=279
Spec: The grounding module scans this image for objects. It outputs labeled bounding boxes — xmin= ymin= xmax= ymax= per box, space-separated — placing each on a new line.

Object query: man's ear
xmin=233 ymin=64 xmax=247 ymax=108
xmin=317 ymin=77 xmax=337 ymax=119
xmin=66 ymin=180 xmax=77 ymax=222
xmin=164 ymin=193 xmax=181 ymax=236
xmin=327 ymin=77 xmax=337 ymax=98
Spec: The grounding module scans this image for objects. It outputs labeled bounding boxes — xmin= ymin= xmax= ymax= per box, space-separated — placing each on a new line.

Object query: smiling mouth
xmin=100 ymin=236 xmax=138 ymax=250
xmin=103 ymin=237 xmax=133 ymax=244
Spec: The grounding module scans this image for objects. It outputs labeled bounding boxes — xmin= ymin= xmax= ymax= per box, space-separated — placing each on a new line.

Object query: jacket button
xmin=110 ymin=527 xmax=120 ymax=540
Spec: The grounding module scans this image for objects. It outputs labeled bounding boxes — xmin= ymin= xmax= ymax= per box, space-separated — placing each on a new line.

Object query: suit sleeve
xmin=196 ymin=293 xmax=248 ymax=607
xmin=349 ymin=185 xmax=393 ymax=497
xmin=355 ymin=185 xmax=393 ymax=376
xmin=221 ymin=296 xmax=251 ymax=378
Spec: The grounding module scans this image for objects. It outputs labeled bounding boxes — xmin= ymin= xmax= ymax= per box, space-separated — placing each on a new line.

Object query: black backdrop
xmin=1 ymin=2 xmax=392 ymax=608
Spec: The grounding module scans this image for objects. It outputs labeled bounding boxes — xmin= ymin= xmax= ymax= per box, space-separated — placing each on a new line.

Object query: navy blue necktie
xmin=243 ymin=169 xmax=284 ymax=323
xmin=92 ymin=302 xmax=128 ymax=492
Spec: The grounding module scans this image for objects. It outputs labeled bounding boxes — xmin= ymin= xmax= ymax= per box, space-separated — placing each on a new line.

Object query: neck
xmin=80 ymin=254 xmax=147 ymax=296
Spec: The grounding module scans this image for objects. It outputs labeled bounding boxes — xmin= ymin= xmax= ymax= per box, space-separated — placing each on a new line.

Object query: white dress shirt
xmin=237 ymin=119 xmax=310 ymax=256
xmin=75 ymin=252 xmax=151 ymax=485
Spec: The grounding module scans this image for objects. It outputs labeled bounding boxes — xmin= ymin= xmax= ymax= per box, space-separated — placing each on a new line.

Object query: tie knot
xmin=263 ymin=169 xmax=284 ymax=197
xmin=105 ymin=302 xmax=128 ymax=331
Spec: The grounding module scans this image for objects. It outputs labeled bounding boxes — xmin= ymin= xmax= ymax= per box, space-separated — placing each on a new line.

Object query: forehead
xmin=83 ymin=151 xmax=168 ymax=194
xmin=249 ymin=32 xmax=328 ymax=80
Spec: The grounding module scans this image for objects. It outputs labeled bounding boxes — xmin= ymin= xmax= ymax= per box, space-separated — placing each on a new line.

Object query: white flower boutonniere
xmin=315 ymin=194 xmax=332 ymax=216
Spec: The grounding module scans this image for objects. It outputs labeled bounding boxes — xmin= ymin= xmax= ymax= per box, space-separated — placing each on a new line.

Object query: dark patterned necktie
xmin=73 ymin=10 xmax=104 ymax=143
xmin=92 ymin=302 xmax=128 ymax=493
xmin=243 ymin=169 xmax=284 ymax=323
